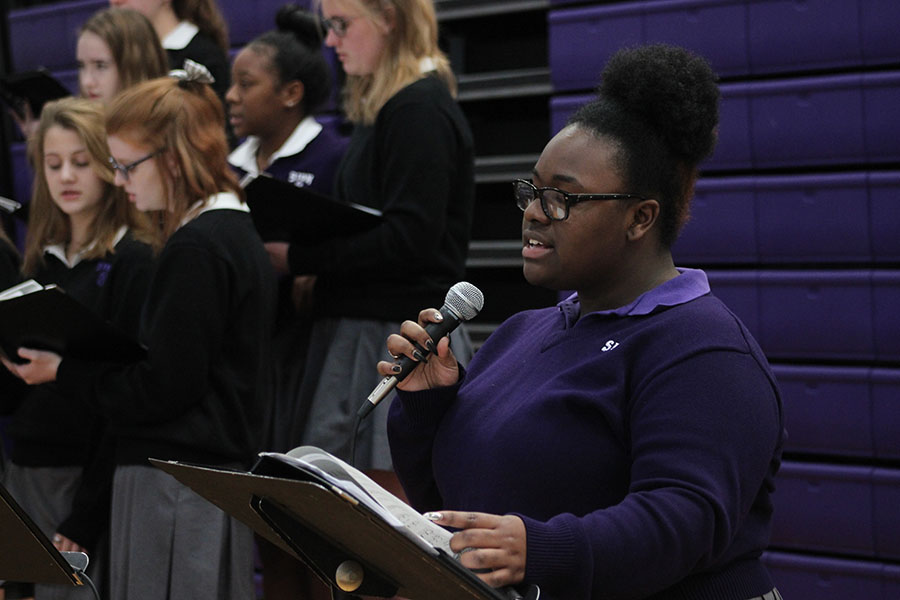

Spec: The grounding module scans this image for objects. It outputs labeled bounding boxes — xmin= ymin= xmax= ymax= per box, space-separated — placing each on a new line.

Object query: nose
xmin=324 ymin=28 xmax=339 ymax=47
xmin=113 ymin=169 xmax=127 ymax=186
xmin=80 ymin=69 xmax=94 ymax=91
xmin=523 ymin=196 xmax=549 ymax=223
xmin=60 ymin=161 xmax=77 ymax=182
xmin=224 ymin=84 xmax=238 ymax=105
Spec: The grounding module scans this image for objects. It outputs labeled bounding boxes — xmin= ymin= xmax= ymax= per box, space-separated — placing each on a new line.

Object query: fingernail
xmin=433 ymin=311 xmax=443 ymax=321
xmin=391 ymin=364 xmax=401 ymax=373
xmin=425 ymin=339 xmax=435 ymax=352
xmin=412 ymin=350 xmax=428 ymax=363
xmin=424 ymin=512 xmax=443 ymax=521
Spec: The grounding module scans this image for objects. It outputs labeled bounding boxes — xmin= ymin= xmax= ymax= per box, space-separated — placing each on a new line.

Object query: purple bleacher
xmin=754 ymin=173 xmax=871 ymax=263
xmin=10 ymin=142 xmax=31 ymax=207
xmin=551 ymin=72 xmax=900 ymax=171
xmin=771 ymin=365 xmax=873 ymax=458
xmin=707 ymin=270 xmax=900 ymax=362
xmin=870 ymin=172 xmax=900 ymax=261
xmin=548 ymin=0 xmax=900 ymax=93
xmin=748 ymin=0 xmax=865 ymax=74
xmin=861 ymin=0 xmax=900 ymax=66
xmin=675 ymin=172 xmax=900 ymax=265
xmin=747 ymin=71 xmax=900 ymax=169
xmin=219 ymin=0 xmax=312 ymax=47
xmin=673 ymin=177 xmax=758 ymax=264
xmin=762 ymin=552 xmax=899 ymax=600
xmin=872 ymin=369 xmax=900 ymax=460
xmin=548 ymin=0 xmax=749 ymax=91
xmin=770 ymin=462 xmax=875 ymax=556
xmin=745 ymin=74 xmax=864 ymax=168
xmin=872 ymin=271 xmax=900 ymax=362
xmin=708 ymin=84 xmax=754 ymax=170
xmin=8 ymin=0 xmax=105 ymax=72
xmin=757 ymin=271 xmax=873 ymax=361
xmin=873 ymin=469 xmax=900 ymax=560
xmin=863 ymin=72 xmax=900 ymax=164
xmin=9 ymin=142 xmax=31 ymax=249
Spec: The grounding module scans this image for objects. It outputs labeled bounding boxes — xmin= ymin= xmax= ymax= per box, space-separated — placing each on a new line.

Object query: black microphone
xmin=358 ymin=281 xmax=484 ymax=419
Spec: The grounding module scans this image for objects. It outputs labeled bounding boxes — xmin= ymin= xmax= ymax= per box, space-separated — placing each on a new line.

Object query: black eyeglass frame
xmin=108 ymin=148 xmax=165 ymax=182
xmin=513 ymin=178 xmax=648 ymax=221
xmin=321 ymin=15 xmax=357 ymax=38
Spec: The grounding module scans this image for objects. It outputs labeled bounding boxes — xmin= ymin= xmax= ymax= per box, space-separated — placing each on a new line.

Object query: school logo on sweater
xmin=601 ymin=340 xmax=620 ymax=352
xmin=288 ymin=171 xmax=315 ymax=187
xmin=95 ymin=262 xmax=111 ymax=287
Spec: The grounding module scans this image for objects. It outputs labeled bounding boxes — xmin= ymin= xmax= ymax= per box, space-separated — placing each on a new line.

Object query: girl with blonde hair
xmin=3 ymin=74 xmax=276 ymax=600
xmin=1 ymin=96 xmax=156 ymax=600
xmin=264 ymin=0 xmax=475 ymax=520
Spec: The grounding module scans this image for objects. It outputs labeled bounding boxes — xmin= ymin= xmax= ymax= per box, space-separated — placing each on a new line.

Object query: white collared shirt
xmin=227 ymin=116 xmax=324 ymax=178
xmin=179 ymin=191 xmax=249 ymax=229
xmin=162 ymin=21 xmax=199 ymax=51
xmin=43 ymin=225 xmax=128 ymax=268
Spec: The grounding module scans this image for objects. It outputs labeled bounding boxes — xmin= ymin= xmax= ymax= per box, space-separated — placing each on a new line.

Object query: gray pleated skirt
xmin=1 ymin=463 xmax=101 ymax=600
xmin=286 ymin=316 xmax=473 ymax=471
xmin=108 ymin=464 xmax=253 ymax=600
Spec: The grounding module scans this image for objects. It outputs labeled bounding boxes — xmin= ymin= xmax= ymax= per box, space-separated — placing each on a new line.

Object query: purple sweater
xmin=388 ymin=269 xmax=784 ymax=600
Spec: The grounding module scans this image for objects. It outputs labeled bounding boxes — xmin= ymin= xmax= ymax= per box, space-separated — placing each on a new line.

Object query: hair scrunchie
xmin=169 ymin=59 xmax=215 ymax=86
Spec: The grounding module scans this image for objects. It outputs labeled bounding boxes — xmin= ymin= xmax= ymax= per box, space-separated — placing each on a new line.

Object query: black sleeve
xmin=287 ymin=97 xmax=460 ymax=277
xmin=57 ymin=241 xmax=230 ymax=427
xmin=55 ymin=427 xmax=115 ymax=552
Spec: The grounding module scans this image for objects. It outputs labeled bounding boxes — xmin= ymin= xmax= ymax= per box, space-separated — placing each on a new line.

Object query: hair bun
xmin=275 ymin=4 xmax=323 ymax=50
xmin=600 ymin=44 xmax=719 ymax=163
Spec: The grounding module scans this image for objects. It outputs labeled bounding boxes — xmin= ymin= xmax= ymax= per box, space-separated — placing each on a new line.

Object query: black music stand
xmin=0 ymin=482 xmax=86 ymax=589
xmin=150 ymin=458 xmax=535 ymax=600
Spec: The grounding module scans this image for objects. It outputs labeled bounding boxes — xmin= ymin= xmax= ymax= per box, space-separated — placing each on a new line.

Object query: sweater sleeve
xmin=387 ymin=376 xmax=464 ymax=512
xmin=520 ymin=350 xmax=782 ymax=600
xmin=287 ymin=95 xmax=460 ymax=277
xmin=56 ymin=240 xmax=230 ymax=427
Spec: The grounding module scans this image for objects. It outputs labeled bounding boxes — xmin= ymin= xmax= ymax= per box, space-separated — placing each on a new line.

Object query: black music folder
xmin=0 ymin=68 xmax=70 ymax=121
xmin=242 ymin=174 xmax=381 ymax=243
xmin=0 ymin=280 xmax=146 ymax=364
xmin=151 ymin=447 xmax=539 ymax=600
xmin=0 ymin=482 xmax=84 ymax=587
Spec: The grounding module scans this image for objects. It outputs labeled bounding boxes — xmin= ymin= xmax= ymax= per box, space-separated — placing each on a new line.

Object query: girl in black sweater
xmin=1 ymin=97 xmax=157 ymax=600
xmin=4 ymin=75 xmax=277 ymax=600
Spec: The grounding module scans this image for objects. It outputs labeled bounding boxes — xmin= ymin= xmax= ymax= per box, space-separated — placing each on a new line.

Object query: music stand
xmin=151 ymin=458 xmax=532 ymax=600
xmin=0 ymin=482 xmax=85 ymax=587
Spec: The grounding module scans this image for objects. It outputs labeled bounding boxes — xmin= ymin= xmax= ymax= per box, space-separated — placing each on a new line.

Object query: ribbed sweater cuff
xmin=516 ymin=513 xmax=580 ymax=593
xmin=394 ymin=382 xmax=461 ymax=427
xmin=393 ymin=366 xmax=465 ymax=427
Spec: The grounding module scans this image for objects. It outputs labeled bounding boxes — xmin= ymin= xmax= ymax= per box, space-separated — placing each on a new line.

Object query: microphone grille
xmin=445 ymin=281 xmax=484 ymax=321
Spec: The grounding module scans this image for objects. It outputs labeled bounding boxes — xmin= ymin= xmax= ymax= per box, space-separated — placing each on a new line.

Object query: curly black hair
xmin=569 ymin=44 xmax=719 ymax=248
xmin=247 ymin=4 xmax=331 ymax=115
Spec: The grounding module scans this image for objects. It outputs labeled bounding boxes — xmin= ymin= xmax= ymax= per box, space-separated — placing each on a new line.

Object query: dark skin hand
xmin=426 ymin=510 xmax=527 ymax=588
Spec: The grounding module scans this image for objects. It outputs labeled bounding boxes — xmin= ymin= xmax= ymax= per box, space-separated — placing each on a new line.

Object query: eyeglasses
xmin=321 ymin=15 xmax=356 ymax=38
xmin=513 ymin=179 xmax=647 ymax=221
xmin=108 ymin=148 xmax=164 ymax=182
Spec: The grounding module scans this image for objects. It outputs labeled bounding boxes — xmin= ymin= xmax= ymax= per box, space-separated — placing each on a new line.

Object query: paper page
xmin=0 ymin=279 xmax=45 ymax=301
xmin=265 ymin=448 xmax=454 ymax=557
